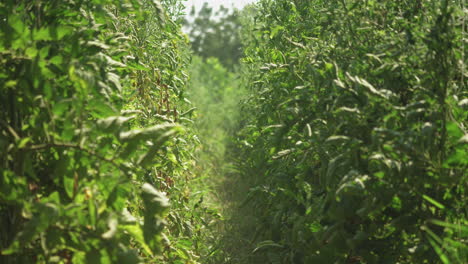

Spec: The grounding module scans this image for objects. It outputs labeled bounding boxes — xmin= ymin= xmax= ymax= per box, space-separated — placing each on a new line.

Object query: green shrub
xmin=0 ymin=0 xmax=194 ymax=263
xmin=235 ymin=0 xmax=467 ymax=263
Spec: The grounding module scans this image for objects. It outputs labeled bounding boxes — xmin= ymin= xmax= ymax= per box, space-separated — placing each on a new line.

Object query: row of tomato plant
xmin=232 ymin=0 xmax=466 ymax=263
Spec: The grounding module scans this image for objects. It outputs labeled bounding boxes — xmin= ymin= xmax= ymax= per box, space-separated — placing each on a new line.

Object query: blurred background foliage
xmin=183 ymin=3 xmax=243 ymax=70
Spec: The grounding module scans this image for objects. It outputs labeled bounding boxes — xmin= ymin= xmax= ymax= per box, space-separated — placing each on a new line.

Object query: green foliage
xmin=2 ymin=0 xmax=466 ymax=263
xmin=188 ymin=56 xmax=243 ymax=144
xmin=234 ymin=0 xmax=467 ymax=263
xmin=184 ymin=4 xmax=243 ymax=70
xmin=0 ymin=0 xmax=196 ymax=263
xmin=183 ymin=55 xmax=247 ymax=263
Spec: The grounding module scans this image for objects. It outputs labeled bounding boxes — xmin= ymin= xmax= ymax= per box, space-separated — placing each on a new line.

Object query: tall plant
xmin=235 ymin=0 xmax=467 ymax=263
xmin=0 ymin=0 xmax=193 ymax=263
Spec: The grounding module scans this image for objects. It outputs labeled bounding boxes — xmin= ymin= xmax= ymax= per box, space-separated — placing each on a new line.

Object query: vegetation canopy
xmin=0 ymin=0 xmax=466 ymax=263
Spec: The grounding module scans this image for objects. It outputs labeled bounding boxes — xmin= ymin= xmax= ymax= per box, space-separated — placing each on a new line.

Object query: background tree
xmin=183 ymin=3 xmax=242 ymax=70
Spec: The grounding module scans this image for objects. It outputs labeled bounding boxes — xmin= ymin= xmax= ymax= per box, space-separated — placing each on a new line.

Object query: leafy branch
xmin=22 ymin=142 xmax=132 ymax=174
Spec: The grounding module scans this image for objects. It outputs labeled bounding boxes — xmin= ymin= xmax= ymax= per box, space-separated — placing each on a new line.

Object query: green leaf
xmin=137 ymin=130 xmax=181 ymax=167
xmin=17 ymin=137 xmax=31 ymax=148
xmin=88 ymin=199 xmax=97 ymax=227
xmin=25 ymin=47 xmax=38 ymax=58
xmin=120 ymin=224 xmax=153 ymax=256
xmin=446 ymin=122 xmax=463 ymax=139
xmin=326 ymin=135 xmax=351 ymax=144
xmin=107 ymin=72 xmax=122 ymax=92
xmin=429 ymin=219 xmax=468 ymax=233
xmin=34 ymin=27 xmax=53 ymax=41
xmin=141 ymin=183 xmax=170 ymax=215
xmin=350 ymin=74 xmax=395 ymax=99
xmin=269 ymin=25 xmax=284 ymax=39
xmin=90 ymin=100 xmax=119 ymax=119
xmin=181 ymin=107 xmax=197 ymax=117
xmin=50 ymin=25 xmax=72 ymax=40
xmin=63 ymin=172 xmax=75 ymax=199
xmin=119 ymin=123 xmax=181 ymax=143
xmin=444 ymin=148 xmax=467 ymax=167
xmin=9 ymin=15 xmax=25 ymax=34
xmin=52 ymin=101 xmax=70 ymax=117
xmin=87 ymin=40 xmax=110 ymax=50
xmin=253 ymin=240 xmax=283 ymax=253
xmin=107 ymin=184 xmax=129 ymax=211
xmin=272 ymin=148 xmax=294 ymax=159
xmin=422 ymin=195 xmax=445 ymax=209
xmin=141 ymin=183 xmax=169 ymax=251
xmin=49 ymin=55 xmax=63 ymax=65
xmin=97 ymin=116 xmax=134 ymax=132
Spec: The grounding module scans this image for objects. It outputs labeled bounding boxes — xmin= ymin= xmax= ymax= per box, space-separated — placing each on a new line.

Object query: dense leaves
xmin=1 ymin=0 xmax=467 ymax=263
xmin=0 ymin=0 xmax=194 ymax=263
xmin=233 ymin=0 xmax=467 ymax=263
